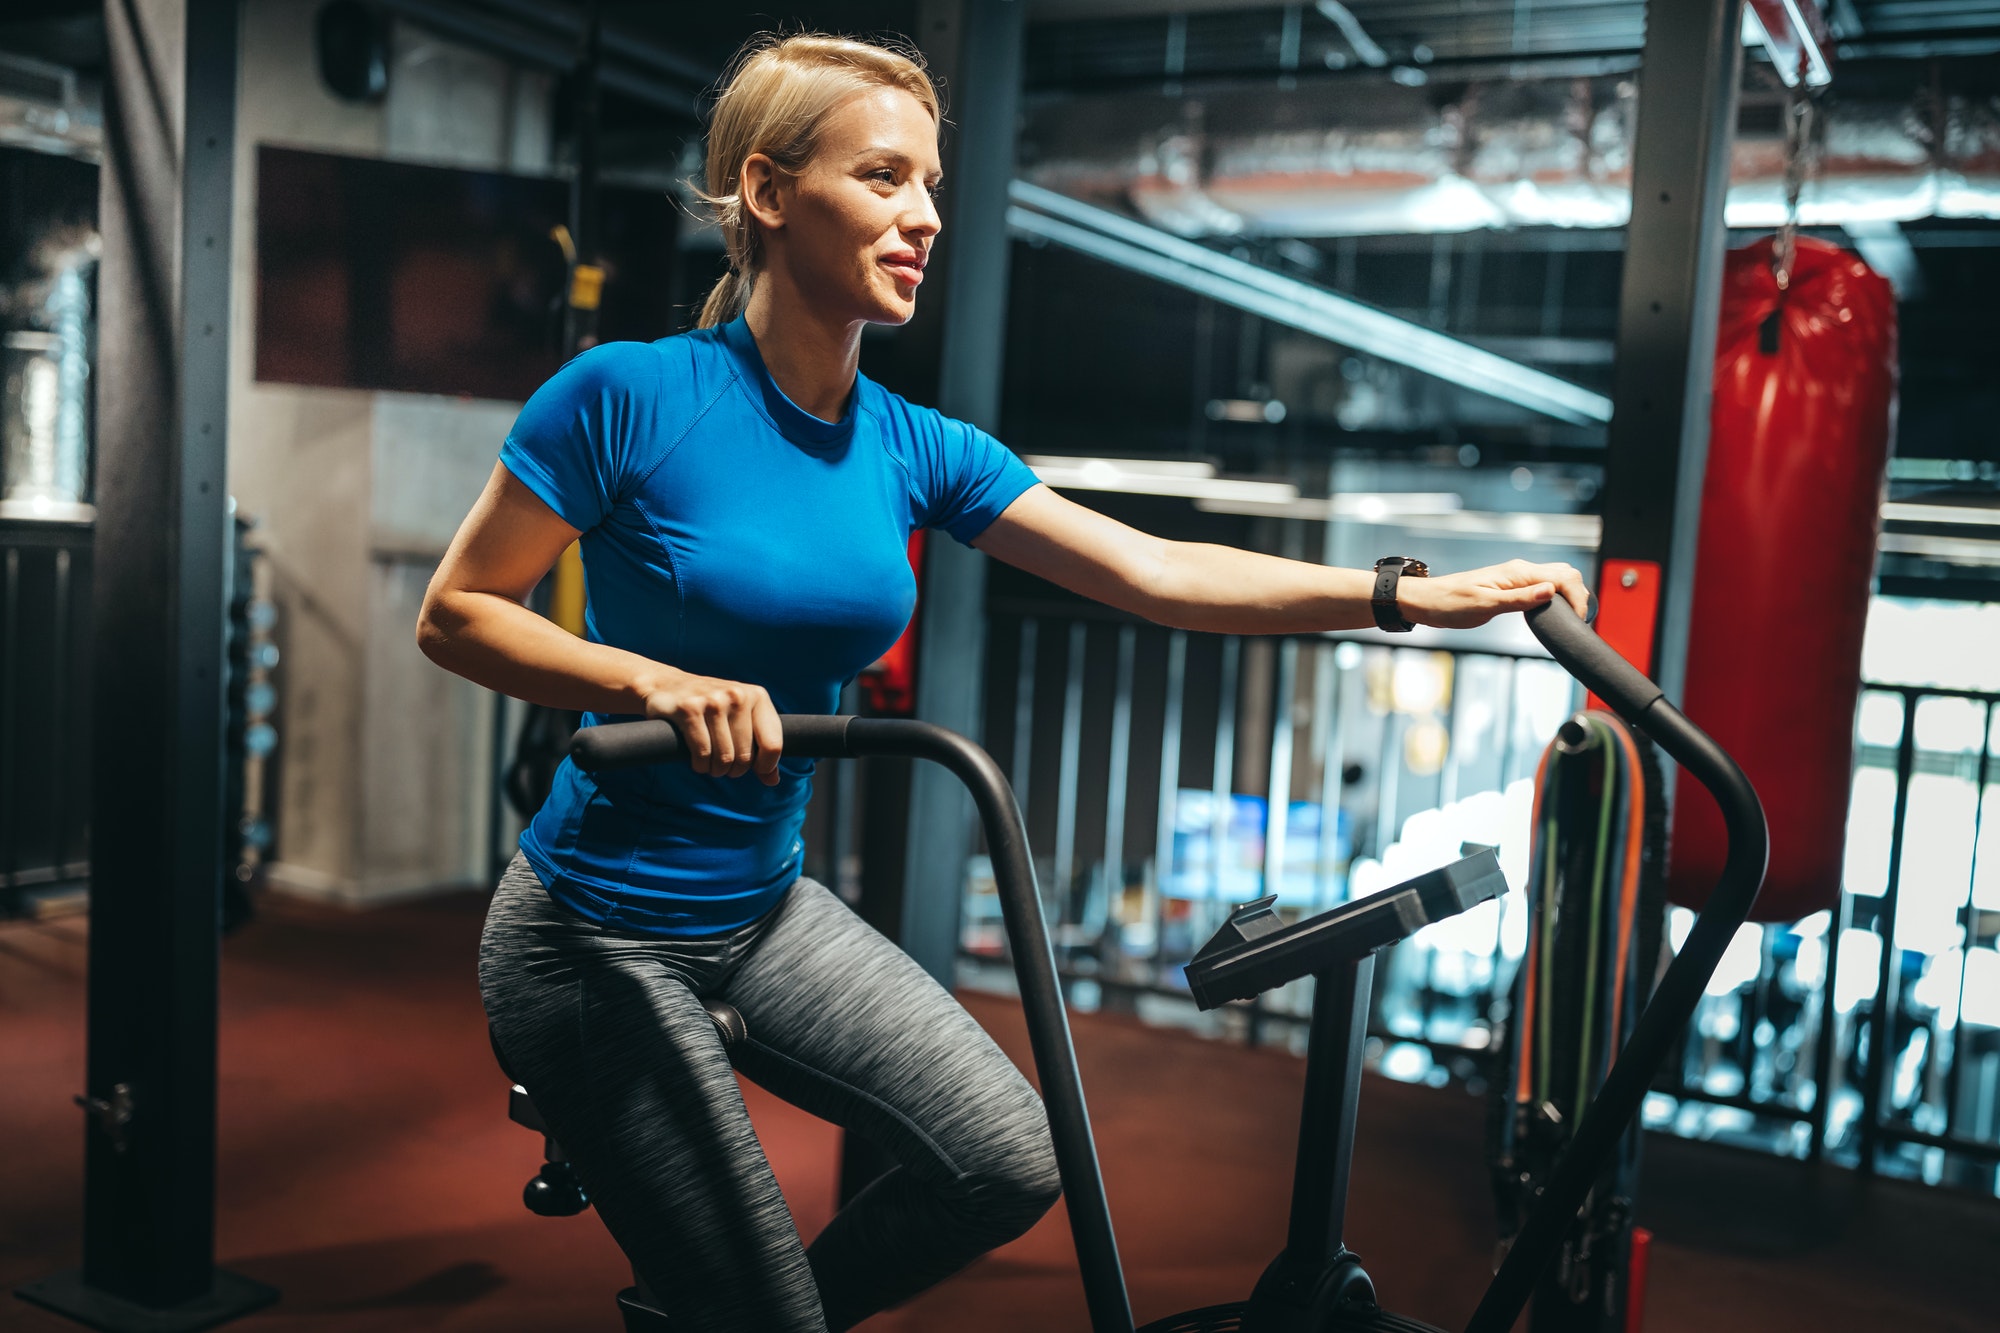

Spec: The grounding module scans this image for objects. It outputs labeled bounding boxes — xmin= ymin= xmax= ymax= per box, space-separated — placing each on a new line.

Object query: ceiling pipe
xmin=1008 ymin=180 xmax=1614 ymax=425
xmin=374 ymin=0 xmax=708 ymax=116
xmin=461 ymin=0 xmax=717 ymax=88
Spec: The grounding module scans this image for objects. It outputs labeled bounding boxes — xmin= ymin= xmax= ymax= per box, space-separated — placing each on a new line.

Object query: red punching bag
xmin=1669 ymin=236 xmax=1897 ymax=922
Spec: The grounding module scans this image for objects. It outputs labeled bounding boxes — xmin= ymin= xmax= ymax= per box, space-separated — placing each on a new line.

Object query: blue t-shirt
xmin=498 ymin=316 xmax=1039 ymax=936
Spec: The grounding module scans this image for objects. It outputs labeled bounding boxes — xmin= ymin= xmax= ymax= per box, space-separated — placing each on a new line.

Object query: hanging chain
xmin=1773 ymin=89 xmax=1820 ymax=294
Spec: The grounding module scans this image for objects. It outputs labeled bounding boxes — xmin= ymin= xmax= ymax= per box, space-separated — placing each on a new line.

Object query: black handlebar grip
xmin=1524 ymin=598 xmax=1664 ymax=722
xmin=570 ymin=714 xmax=856 ymax=773
xmin=769 ymin=714 xmax=854 ymax=758
xmin=570 ymin=719 xmax=683 ymax=771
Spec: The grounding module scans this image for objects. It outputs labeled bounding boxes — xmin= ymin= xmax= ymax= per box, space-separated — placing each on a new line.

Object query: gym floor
xmin=4 ymin=895 xmax=1994 ymax=1333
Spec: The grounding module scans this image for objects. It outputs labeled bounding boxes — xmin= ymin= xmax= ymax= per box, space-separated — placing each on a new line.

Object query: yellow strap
xmin=568 ymin=265 xmax=605 ymax=311
xmin=549 ymin=541 xmax=586 ymax=636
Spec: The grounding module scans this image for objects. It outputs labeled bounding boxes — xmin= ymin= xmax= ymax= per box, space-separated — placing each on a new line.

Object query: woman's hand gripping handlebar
xmin=571 ymin=713 xmax=858 ymax=772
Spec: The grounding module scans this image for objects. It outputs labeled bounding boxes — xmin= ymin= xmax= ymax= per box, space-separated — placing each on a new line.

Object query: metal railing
xmin=0 ymin=518 xmax=92 ymax=916
xmin=950 ymin=603 xmax=2000 ymax=1197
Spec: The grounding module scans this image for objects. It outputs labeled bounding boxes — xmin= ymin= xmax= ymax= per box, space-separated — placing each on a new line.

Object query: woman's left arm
xmin=971 ymin=485 xmax=1591 ymax=634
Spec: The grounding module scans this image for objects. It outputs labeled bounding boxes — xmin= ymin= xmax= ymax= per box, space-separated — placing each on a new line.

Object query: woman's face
xmin=748 ymin=85 xmax=943 ymax=326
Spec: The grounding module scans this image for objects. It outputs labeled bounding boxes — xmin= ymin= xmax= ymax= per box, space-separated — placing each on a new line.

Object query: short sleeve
xmin=499 ymin=342 xmax=660 ymax=531
xmin=918 ymin=416 xmax=1042 ymax=545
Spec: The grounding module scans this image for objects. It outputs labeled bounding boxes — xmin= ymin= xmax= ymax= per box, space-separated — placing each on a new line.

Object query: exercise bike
xmin=496 ymin=597 xmax=1766 ymax=1332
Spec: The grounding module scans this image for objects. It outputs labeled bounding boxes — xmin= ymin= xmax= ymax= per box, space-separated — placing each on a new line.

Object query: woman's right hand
xmin=641 ymin=670 xmax=784 ymax=784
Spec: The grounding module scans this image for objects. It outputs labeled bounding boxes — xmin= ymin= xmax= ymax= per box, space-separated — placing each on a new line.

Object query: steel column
xmin=841 ymin=0 xmax=1027 ymax=1202
xmin=1101 ymin=624 xmax=1137 ymax=916
xmin=885 ymin=0 xmax=1029 ymax=987
xmin=15 ymin=0 xmax=276 ymax=1327
xmin=1594 ymin=0 xmax=1746 ymax=705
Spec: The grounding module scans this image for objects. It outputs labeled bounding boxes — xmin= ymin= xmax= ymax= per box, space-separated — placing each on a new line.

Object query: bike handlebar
xmin=567 ymin=714 xmax=1139 ymax=1333
xmin=1464 ymin=599 xmax=1769 ymax=1333
xmin=570 ymin=714 xmax=857 ymax=769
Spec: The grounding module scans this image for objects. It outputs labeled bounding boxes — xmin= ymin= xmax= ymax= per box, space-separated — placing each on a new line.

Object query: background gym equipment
xmin=1670 ymin=234 xmax=1897 ymax=922
xmin=1489 ymin=712 xmax=1669 ymax=1332
xmin=497 ymin=596 xmax=1766 ymax=1333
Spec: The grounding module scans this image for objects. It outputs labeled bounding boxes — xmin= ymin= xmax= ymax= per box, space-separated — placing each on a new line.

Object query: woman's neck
xmin=742 ymin=276 xmax=864 ymax=424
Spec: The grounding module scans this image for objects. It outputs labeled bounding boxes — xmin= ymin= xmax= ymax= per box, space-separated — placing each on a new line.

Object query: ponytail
xmin=697 ymin=267 xmax=752 ymax=330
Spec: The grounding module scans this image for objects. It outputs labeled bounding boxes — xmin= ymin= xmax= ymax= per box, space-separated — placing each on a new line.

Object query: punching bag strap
xmin=1764 ymin=88 xmax=1821 ymax=355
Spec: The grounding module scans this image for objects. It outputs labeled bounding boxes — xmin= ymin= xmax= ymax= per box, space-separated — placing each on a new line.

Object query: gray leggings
xmin=477 ymin=853 xmax=1062 ymax=1332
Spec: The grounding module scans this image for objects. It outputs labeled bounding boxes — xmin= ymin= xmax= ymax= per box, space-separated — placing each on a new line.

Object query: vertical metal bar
xmin=1312 ymin=643 xmax=1344 ymax=911
xmin=1487 ymin=656 xmax=1524 ymax=1006
xmin=830 ymin=679 xmax=861 ymax=901
xmin=1942 ymin=698 xmax=1995 ymax=1139
xmin=1102 ymin=624 xmax=1136 ymax=923
xmin=488 ymin=692 xmax=510 ymax=882
xmin=1285 ymin=955 xmax=1376 ymax=1263
xmin=1153 ymin=631 xmax=1186 ymax=909
xmin=1592 ymin=0 xmax=1747 ymax=706
xmin=1210 ymin=636 xmax=1241 ymax=909
xmin=2 ymin=547 xmax=17 ymax=893
xmin=1012 ymin=617 xmax=1038 ymax=811
xmin=1808 ymin=891 xmax=1848 ymax=1162
xmin=1860 ymin=690 xmax=1918 ymax=1177
xmin=1163 ymin=11 xmax=1187 ymax=92
xmin=1439 ymin=650 xmax=1465 ymax=810
xmin=1374 ymin=679 xmax=1404 ymax=862
xmin=49 ymin=546 xmax=71 ymax=888
xmin=16 ymin=0 xmax=274 ymax=1322
xmin=563 ymin=0 xmax=602 ymax=355
xmin=1539 ymin=248 xmax=1569 ymax=338
xmin=1053 ymin=620 xmax=1087 ymax=914
xmin=1264 ymin=638 xmax=1298 ymax=900
xmin=1427 ymin=233 xmax=1453 ymax=328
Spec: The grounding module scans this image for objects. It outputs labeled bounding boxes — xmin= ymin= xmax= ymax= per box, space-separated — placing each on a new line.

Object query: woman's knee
xmin=957 ymin=1093 xmax=1063 ymax=1236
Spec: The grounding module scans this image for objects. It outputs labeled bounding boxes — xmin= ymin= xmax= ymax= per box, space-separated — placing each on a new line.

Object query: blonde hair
xmin=693 ymin=33 xmax=941 ymax=329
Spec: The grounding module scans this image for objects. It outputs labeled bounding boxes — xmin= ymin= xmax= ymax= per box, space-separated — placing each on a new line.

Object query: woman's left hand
xmin=1398 ymin=559 xmax=1591 ymax=630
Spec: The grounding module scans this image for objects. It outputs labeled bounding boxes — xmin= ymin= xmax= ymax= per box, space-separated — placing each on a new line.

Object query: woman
xmin=418 ymin=31 xmax=1589 ymax=1333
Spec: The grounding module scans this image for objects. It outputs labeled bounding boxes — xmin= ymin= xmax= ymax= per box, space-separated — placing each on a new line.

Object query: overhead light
xmin=1880 ymin=533 xmax=2000 ymax=566
xmin=1007 ymin=182 xmax=1613 ymax=426
xmin=1745 ymin=0 xmax=1833 ymax=88
xmin=1189 ymin=496 xmax=1602 ymax=547
xmin=1022 ymin=455 xmax=1218 ymax=479
xmin=1026 ymin=456 xmax=1299 ymax=505
xmin=1206 ymin=398 xmax=1287 ymax=423
xmin=1882 ymin=501 xmax=2000 ymax=527
xmin=1174 ymin=491 xmax=1467 ymax=521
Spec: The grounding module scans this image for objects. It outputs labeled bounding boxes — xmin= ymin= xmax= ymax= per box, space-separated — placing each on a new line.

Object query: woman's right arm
xmin=416 ymin=463 xmax=783 ymax=783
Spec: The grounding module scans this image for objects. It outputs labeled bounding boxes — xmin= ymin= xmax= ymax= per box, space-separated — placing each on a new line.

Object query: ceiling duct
xmin=1019 ymin=69 xmax=2000 ymax=236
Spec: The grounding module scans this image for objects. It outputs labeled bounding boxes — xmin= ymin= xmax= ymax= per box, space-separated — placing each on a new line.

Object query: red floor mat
xmin=3 ymin=892 xmax=1995 ymax=1332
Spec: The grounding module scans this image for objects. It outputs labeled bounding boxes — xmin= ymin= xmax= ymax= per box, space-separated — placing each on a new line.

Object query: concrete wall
xmin=227 ymin=0 xmax=544 ymax=904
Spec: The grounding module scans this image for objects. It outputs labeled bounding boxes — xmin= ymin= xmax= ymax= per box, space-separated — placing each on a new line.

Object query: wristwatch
xmin=1371 ymin=556 xmax=1429 ymax=633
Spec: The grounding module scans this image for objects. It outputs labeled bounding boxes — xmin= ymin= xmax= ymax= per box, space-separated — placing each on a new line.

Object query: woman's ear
xmin=741 ymin=153 xmax=786 ymax=237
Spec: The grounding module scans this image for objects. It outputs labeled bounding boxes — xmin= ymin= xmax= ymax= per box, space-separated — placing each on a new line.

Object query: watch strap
xmin=1371 ymin=557 xmax=1423 ymax=633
